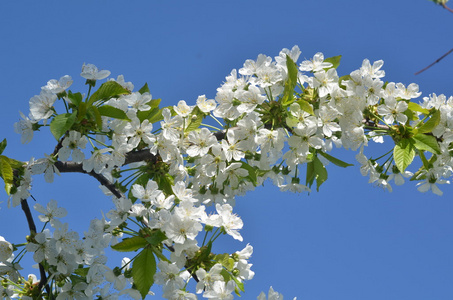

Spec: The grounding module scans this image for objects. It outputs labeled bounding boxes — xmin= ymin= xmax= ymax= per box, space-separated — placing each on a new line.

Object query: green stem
xmin=200 ymin=123 xmax=222 ymax=131
xmin=209 ymin=114 xmax=224 ymax=128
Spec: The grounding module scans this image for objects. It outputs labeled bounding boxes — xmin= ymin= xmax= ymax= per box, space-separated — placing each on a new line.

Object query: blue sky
xmin=1 ymin=1 xmax=453 ymax=299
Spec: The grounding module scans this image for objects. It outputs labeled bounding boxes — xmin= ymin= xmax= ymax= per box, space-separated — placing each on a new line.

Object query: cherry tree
xmin=0 ymin=44 xmax=452 ymax=299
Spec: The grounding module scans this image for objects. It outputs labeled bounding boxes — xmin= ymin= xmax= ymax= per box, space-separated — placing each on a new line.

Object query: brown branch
xmin=414 ymin=47 xmax=453 ymax=75
xmin=443 ymin=3 xmax=453 ymax=13
xmin=54 ymin=161 xmax=124 ymax=199
xmin=362 ymin=119 xmax=391 ymax=131
xmin=20 ymin=199 xmax=52 ymax=298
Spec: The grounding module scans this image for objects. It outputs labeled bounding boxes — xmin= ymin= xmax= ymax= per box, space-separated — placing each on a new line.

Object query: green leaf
xmin=185 ymin=107 xmax=204 ymax=132
xmin=67 ymin=91 xmax=83 ymax=106
xmin=408 ymin=102 xmax=429 ymax=115
xmin=280 ymin=55 xmax=298 ymax=106
xmin=240 ymin=161 xmax=257 ymax=186
xmin=0 ymin=139 xmax=6 ymax=155
xmin=324 ymin=55 xmax=341 ymax=69
xmin=313 ymin=156 xmax=328 ymax=192
xmin=144 ymin=230 xmax=167 ymax=246
xmin=147 ymin=107 xmax=164 ymax=124
xmin=411 ymin=134 xmax=441 ymax=154
xmin=318 ymin=151 xmax=353 ymax=168
xmin=138 ymin=83 xmax=150 ymax=94
xmin=417 ymin=109 xmax=441 ymax=134
xmin=90 ymin=106 xmax=103 ymax=129
xmin=214 ymin=253 xmax=234 ymax=271
xmin=49 ymin=112 xmax=77 ymax=140
xmin=77 ymin=101 xmax=87 ymax=122
xmin=296 ymin=99 xmax=314 ymax=115
xmin=339 ymin=74 xmax=351 ymax=88
xmin=0 ymin=156 xmax=23 ymax=169
xmin=111 ymin=236 xmax=147 ymax=252
xmin=156 ymin=173 xmax=174 ymax=196
xmin=0 ymin=156 xmax=13 ymax=195
xmin=98 ymin=105 xmax=130 ymax=121
xmin=393 ymin=139 xmax=415 ymax=172
xmin=306 ymin=160 xmax=315 ymax=188
xmin=87 ymin=81 xmax=130 ymax=106
xmin=132 ymin=247 xmax=156 ymax=299
xmin=74 ymin=267 xmax=89 ymax=277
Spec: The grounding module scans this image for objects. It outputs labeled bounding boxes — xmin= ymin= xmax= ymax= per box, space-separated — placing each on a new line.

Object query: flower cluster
xmin=2 ymin=45 xmax=452 ymax=299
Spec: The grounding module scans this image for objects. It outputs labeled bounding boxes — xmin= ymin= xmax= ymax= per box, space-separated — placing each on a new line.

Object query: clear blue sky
xmin=1 ymin=1 xmax=453 ymax=299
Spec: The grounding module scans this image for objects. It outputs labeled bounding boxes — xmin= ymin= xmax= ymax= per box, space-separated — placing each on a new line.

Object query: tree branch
xmin=54 ymin=161 xmax=124 ymax=199
xmin=414 ymin=48 xmax=453 ymax=75
xmin=443 ymin=3 xmax=453 ymax=13
xmin=20 ymin=199 xmax=52 ymax=298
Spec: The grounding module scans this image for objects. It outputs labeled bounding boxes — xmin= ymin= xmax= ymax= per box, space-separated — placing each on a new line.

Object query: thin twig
xmin=414 ymin=47 xmax=453 ymax=75
xmin=443 ymin=3 xmax=453 ymax=13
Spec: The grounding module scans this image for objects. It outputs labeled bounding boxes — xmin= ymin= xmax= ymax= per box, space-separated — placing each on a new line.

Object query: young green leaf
xmin=407 ymin=102 xmax=429 ymax=115
xmin=296 ymin=99 xmax=314 ymax=116
xmin=132 ymin=248 xmax=156 ymax=299
xmin=0 ymin=156 xmax=14 ymax=195
xmin=144 ymin=230 xmax=167 ymax=246
xmin=67 ymin=91 xmax=83 ymax=106
xmin=306 ymin=160 xmax=315 ymax=188
xmin=185 ymin=107 xmax=204 ymax=132
xmin=417 ymin=109 xmax=441 ymax=133
xmin=411 ymin=134 xmax=441 ymax=154
xmin=87 ymin=81 xmax=130 ymax=106
xmin=393 ymin=139 xmax=415 ymax=173
xmin=324 ymin=55 xmax=342 ymax=69
xmin=280 ymin=55 xmax=298 ymax=107
xmin=318 ymin=151 xmax=353 ymax=168
xmin=240 ymin=161 xmax=257 ymax=186
xmin=138 ymin=83 xmax=150 ymax=94
xmin=90 ymin=106 xmax=103 ymax=129
xmin=98 ymin=105 xmax=130 ymax=121
xmin=50 ymin=112 xmax=77 ymax=141
xmin=111 ymin=236 xmax=147 ymax=252
xmin=0 ymin=139 xmax=6 ymax=155
xmin=147 ymin=108 xmax=164 ymax=124
xmin=313 ymin=156 xmax=328 ymax=191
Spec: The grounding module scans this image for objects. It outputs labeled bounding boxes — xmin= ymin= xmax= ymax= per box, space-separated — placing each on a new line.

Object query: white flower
xmin=58 ymin=131 xmax=87 ymax=162
xmin=34 ymin=199 xmax=67 ymax=223
xmin=203 ymin=280 xmax=236 ymax=300
xmin=299 ymin=52 xmax=332 ymax=72
xmin=0 ymin=236 xmax=13 ymax=262
xmin=42 ymin=75 xmax=73 ymax=94
xmin=196 ymin=95 xmax=216 ymax=113
xmin=124 ymin=92 xmax=152 ymax=111
xmin=14 ymin=111 xmax=35 ymax=144
xmin=376 ymin=97 xmax=408 ymax=125
xmin=82 ymin=148 xmax=112 ymax=174
xmin=207 ymin=203 xmax=243 ymax=241
xmin=29 ymin=90 xmax=57 ymax=121
xmin=80 ymin=63 xmax=110 ymax=80
xmin=257 ymin=286 xmax=297 ymax=300
xmin=195 ymin=264 xmax=224 ymax=293
xmin=186 ymin=128 xmax=218 ymax=157
xmin=29 ymin=154 xmax=60 ymax=183
xmin=174 ymin=100 xmax=193 ymax=117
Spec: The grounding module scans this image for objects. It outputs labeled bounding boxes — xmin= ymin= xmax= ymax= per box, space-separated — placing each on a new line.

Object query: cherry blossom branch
xmin=20 ymin=199 xmax=52 ymax=298
xmin=54 ymin=161 xmax=124 ymax=199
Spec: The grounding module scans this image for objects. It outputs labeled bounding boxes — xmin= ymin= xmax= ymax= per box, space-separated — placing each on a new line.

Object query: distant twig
xmin=414 ymin=48 xmax=453 ymax=75
xmin=443 ymin=3 xmax=453 ymax=13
